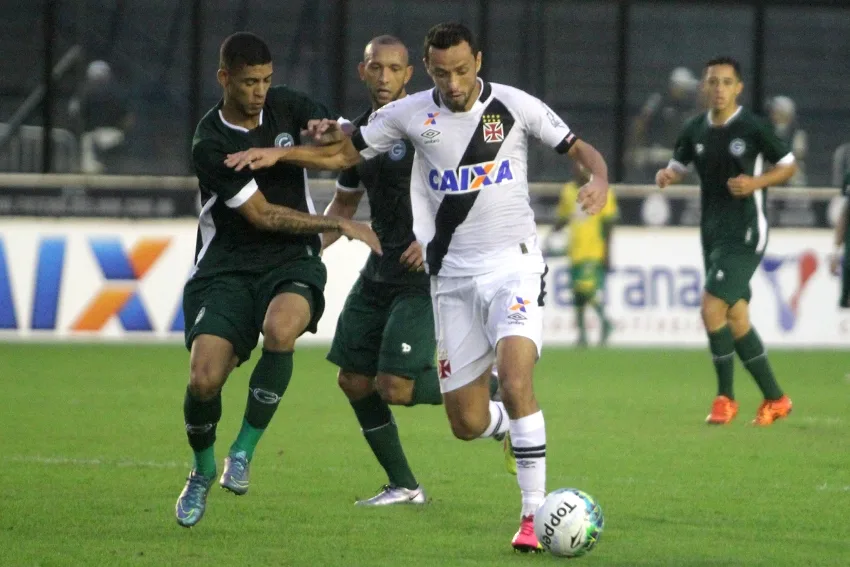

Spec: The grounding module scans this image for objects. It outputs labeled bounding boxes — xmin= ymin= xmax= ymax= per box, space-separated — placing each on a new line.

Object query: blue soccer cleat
xmin=219 ymin=451 xmax=250 ymax=495
xmin=175 ymin=470 xmax=214 ymax=528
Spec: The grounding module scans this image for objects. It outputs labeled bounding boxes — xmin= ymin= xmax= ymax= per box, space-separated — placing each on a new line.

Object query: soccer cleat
xmin=512 ymin=515 xmax=543 ymax=553
xmin=354 ymin=484 xmax=427 ymax=506
xmin=752 ymin=395 xmax=793 ymax=426
xmin=219 ymin=451 xmax=250 ymax=495
xmin=503 ymin=431 xmax=517 ymax=476
xmin=175 ymin=470 xmax=214 ymax=528
xmin=705 ymin=395 xmax=739 ymax=425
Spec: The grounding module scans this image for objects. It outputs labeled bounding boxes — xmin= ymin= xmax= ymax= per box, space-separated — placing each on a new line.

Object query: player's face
xmin=218 ymin=63 xmax=273 ymax=117
xmin=359 ymin=44 xmax=413 ymax=108
xmin=702 ymin=64 xmax=742 ymax=113
xmin=425 ymin=42 xmax=482 ymax=112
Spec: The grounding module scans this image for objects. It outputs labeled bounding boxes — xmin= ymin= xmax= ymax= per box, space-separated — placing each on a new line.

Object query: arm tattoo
xmin=260 ymin=205 xmax=341 ymax=234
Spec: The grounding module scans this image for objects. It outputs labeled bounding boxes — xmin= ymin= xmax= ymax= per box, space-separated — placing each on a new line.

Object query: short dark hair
xmin=704 ymin=56 xmax=742 ymax=80
xmin=219 ymin=32 xmax=272 ymax=71
xmin=423 ymin=22 xmax=479 ymax=62
xmin=364 ymin=35 xmax=408 ymax=62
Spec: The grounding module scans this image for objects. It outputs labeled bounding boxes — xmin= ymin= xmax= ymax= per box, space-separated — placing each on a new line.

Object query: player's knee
xmin=375 ymin=374 xmax=413 ymax=405
xmin=261 ymin=321 xmax=301 ymax=351
xmin=337 ymin=370 xmax=373 ymax=401
xmin=448 ymin=414 xmax=487 ymax=441
xmin=188 ymin=360 xmax=229 ymax=400
xmin=726 ymin=305 xmax=751 ymax=337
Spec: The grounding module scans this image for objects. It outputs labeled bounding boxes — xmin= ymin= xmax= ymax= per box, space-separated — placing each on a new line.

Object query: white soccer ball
xmin=534 ymin=488 xmax=604 ymax=558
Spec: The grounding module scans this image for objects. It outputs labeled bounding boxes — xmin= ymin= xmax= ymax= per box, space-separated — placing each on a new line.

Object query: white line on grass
xmin=10 ymin=455 xmax=185 ymax=469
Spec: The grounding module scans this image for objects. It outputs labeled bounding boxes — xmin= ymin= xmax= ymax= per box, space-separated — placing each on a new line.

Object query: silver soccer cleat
xmin=354 ymin=484 xmax=427 ymax=506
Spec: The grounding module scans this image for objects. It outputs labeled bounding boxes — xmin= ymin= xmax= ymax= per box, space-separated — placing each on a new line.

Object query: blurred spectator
xmin=68 ymin=60 xmax=135 ymax=173
xmin=628 ymin=66 xmax=701 ymax=182
xmin=768 ymin=95 xmax=807 ymax=186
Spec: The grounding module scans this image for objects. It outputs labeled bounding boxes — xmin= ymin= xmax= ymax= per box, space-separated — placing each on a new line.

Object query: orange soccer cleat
xmin=705 ymin=395 xmax=739 ymax=425
xmin=752 ymin=395 xmax=793 ymax=426
xmin=511 ymin=515 xmax=543 ymax=553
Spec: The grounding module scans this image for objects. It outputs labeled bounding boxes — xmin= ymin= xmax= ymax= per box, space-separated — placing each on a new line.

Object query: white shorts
xmin=432 ymin=254 xmax=547 ymax=393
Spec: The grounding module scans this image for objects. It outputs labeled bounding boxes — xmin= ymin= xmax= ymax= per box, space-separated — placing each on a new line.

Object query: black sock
xmin=183 ymin=387 xmax=221 ymax=476
xmin=707 ymin=326 xmax=735 ymax=399
xmin=351 ymin=391 xmax=417 ymax=490
xmin=735 ymin=328 xmax=784 ymax=400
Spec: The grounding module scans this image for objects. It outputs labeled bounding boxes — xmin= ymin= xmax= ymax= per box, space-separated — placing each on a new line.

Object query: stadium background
xmin=2 ymin=3 xmax=850 ymax=566
xmin=0 ymin=0 xmax=847 ymax=347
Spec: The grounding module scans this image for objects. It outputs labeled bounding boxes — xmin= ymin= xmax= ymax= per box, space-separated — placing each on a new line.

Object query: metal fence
xmin=3 ymin=0 xmax=849 ymax=186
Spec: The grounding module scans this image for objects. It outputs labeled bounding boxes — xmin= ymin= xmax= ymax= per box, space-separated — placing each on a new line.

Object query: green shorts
xmin=703 ymin=246 xmax=761 ymax=305
xmin=570 ymin=261 xmax=605 ymax=300
xmin=182 ymin=257 xmax=327 ymax=364
xmin=327 ymin=276 xmax=436 ymax=381
xmin=841 ymin=261 xmax=850 ymax=309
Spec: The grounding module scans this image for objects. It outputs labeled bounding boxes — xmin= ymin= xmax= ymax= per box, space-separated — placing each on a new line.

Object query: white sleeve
xmin=352 ymin=101 xmax=407 ymax=158
xmin=520 ymin=93 xmax=576 ymax=153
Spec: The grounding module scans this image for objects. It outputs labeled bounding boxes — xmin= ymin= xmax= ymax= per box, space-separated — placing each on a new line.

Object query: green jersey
xmin=336 ymin=107 xmax=427 ymax=289
xmin=190 ymin=86 xmax=332 ymax=278
xmin=671 ymin=107 xmax=793 ymax=253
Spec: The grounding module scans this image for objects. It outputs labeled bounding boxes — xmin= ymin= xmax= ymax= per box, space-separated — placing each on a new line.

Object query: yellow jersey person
xmin=549 ymin=162 xmax=618 ymax=347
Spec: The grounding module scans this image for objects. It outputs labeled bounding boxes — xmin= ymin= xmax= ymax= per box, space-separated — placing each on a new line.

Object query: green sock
xmin=231 ymin=349 xmax=293 ymax=460
xmin=735 ymin=328 xmax=784 ymax=400
xmin=351 ymin=391 xmax=417 ymax=490
xmin=183 ymin=387 xmax=221 ymax=477
xmin=591 ymin=299 xmax=606 ymax=322
xmin=576 ymin=302 xmax=587 ymax=341
xmin=408 ymin=367 xmax=442 ymax=406
xmin=707 ymin=326 xmax=735 ymax=399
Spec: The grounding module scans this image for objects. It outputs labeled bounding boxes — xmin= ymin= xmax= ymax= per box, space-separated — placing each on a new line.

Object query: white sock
xmin=510 ymin=411 xmax=546 ymax=518
xmin=479 ymin=401 xmax=509 ymax=438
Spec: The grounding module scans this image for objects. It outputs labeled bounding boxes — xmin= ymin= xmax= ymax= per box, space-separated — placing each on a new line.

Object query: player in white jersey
xmin=224 ymin=22 xmax=609 ymax=552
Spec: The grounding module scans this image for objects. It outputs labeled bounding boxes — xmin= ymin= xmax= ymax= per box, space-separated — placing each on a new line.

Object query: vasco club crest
xmin=482 ymin=114 xmax=504 ymax=143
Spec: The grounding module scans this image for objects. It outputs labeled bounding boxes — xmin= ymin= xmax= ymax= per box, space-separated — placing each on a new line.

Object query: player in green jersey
xmin=175 ymin=32 xmax=380 ymax=528
xmin=831 ymin=171 xmax=850 ymax=308
xmin=656 ymin=56 xmax=796 ymax=427
xmin=322 ymin=36 xmax=438 ymax=506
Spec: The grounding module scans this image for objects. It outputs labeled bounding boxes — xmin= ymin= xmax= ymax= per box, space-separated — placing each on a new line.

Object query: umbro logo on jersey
xmin=424 ymin=112 xmax=440 ymax=125
xmin=421 ymin=129 xmax=441 ymax=144
xmin=428 ymin=159 xmax=514 ymax=192
xmin=695 ymin=143 xmax=704 ymax=155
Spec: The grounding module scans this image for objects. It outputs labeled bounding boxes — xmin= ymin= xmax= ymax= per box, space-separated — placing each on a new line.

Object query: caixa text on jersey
xmin=428 ymin=159 xmax=514 ymax=192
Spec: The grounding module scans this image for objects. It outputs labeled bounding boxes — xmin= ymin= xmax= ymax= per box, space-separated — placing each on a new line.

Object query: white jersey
xmin=351 ymin=79 xmax=576 ymax=277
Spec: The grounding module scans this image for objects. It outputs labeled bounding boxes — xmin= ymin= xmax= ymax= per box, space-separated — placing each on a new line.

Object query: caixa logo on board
xmin=549 ymin=264 xmax=703 ymax=308
xmin=0 ymin=236 xmax=185 ymax=332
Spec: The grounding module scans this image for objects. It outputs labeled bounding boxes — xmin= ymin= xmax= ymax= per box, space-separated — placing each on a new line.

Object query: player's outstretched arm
xmin=568 ymin=139 xmax=609 ymax=215
xmin=225 ymin=138 xmax=360 ymax=173
xmin=322 ymin=189 xmax=364 ymax=250
xmin=237 ymin=190 xmax=381 ymax=255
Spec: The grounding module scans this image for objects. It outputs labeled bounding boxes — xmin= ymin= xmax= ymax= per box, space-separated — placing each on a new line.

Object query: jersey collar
xmin=218 ymin=107 xmax=264 ymax=133
xmin=431 ymin=78 xmax=492 ymax=113
xmin=706 ymin=106 xmax=742 ymax=127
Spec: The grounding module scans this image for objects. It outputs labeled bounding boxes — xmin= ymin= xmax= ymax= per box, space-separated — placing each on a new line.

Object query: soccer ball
xmin=534 ymin=488 xmax=604 ymax=558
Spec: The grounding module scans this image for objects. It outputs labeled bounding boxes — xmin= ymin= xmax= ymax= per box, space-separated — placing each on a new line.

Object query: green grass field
xmin=1 ymin=344 xmax=849 ymax=566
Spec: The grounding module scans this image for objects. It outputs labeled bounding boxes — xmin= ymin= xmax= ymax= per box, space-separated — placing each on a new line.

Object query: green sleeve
xmin=192 ymin=141 xmax=255 ymax=204
xmin=671 ymin=124 xmax=694 ymax=166
xmin=755 ymin=117 xmax=791 ymax=164
xmin=843 ymin=171 xmax=850 ymax=197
